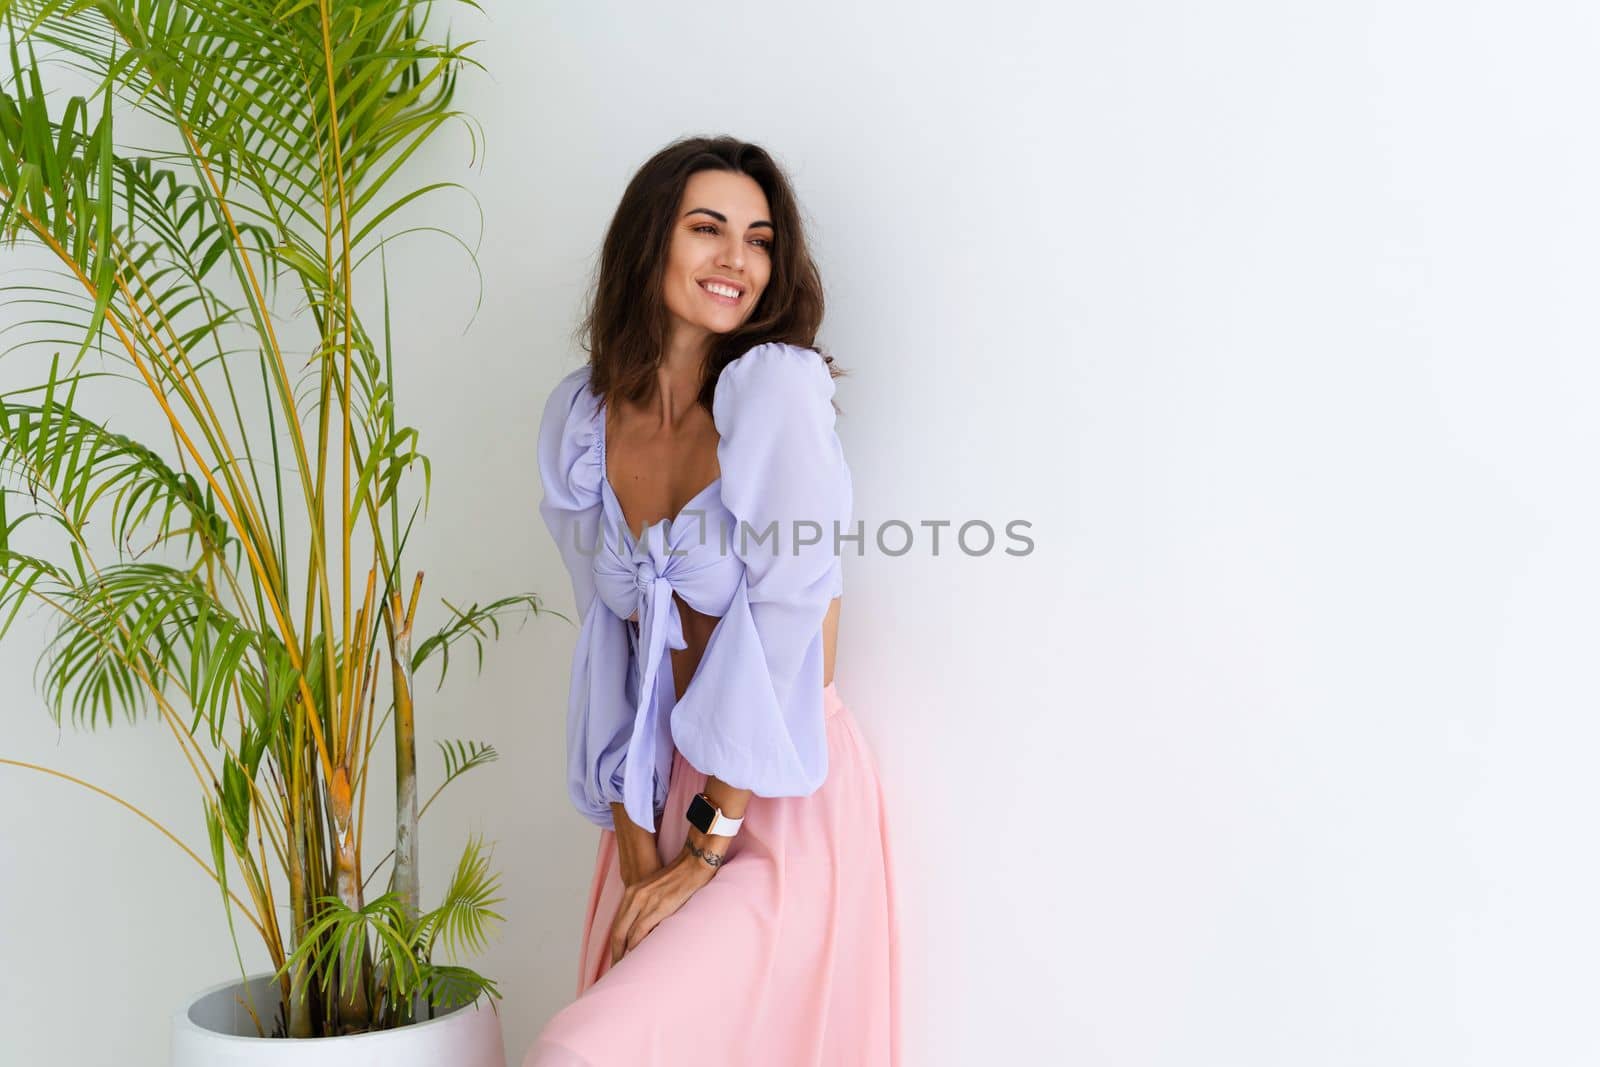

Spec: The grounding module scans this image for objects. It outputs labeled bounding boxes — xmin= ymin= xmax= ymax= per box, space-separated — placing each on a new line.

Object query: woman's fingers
xmin=625 ymin=907 xmax=663 ymax=954
xmin=608 ymin=863 xmax=701 ymax=964
xmin=610 ymin=915 xmax=633 ymax=964
xmin=612 ymin=893 xmax=671 ymax=962
xmin=609 ymin=886 xmax=640 ymax=964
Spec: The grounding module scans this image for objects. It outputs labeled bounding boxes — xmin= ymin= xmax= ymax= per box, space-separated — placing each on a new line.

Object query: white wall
xmin=3 ymin=1 xmax=1597 ymax=1063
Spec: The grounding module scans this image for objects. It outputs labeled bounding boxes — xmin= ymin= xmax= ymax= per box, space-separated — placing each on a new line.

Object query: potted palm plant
xmin=0 ymin=1 xmax=529 ymax=1061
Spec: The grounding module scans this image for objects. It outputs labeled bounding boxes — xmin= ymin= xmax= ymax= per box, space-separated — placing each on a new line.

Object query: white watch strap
xmin=707 ymin=807 xmax=743 ymax=837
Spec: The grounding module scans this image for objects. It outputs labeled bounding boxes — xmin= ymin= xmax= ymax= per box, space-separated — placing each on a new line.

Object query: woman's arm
xmin=610 ymin=802 xmax=663 ymax=887
xmin=613 ymin=774 xmax=750 ymax=887
xmin=688 ymin=776 xmax=752 ymax=855
xmin=609 ymin=775 xmax=749 ymax=965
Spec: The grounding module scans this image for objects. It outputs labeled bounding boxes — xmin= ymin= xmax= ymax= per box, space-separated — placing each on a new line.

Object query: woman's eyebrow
xmin=685 ymin=207 xmax=774 ymax=231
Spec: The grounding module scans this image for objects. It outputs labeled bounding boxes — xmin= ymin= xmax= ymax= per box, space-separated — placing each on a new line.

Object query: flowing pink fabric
xmin=525 ymin=681 xmax=902 ymax=1066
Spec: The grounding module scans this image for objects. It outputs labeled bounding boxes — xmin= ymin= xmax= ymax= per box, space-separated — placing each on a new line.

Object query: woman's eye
xmin=692 ymin=224 xmax=772 ymax=250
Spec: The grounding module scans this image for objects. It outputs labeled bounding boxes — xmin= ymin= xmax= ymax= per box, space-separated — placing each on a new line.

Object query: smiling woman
xmin=524 ymin=137 xmax=903 ymax=1066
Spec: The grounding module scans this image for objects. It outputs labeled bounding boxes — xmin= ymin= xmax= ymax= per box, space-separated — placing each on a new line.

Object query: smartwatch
xmin=686 ymin=792 xmax=744 ymax=838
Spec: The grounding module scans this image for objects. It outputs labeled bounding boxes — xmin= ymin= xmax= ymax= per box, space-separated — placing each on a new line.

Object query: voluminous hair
xmin=575 ymin=135 xmax=844 ymax=413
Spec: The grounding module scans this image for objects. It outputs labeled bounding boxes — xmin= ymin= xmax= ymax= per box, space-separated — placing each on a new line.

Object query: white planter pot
xmin=171 ymin=973 xmax=506 ymax=1067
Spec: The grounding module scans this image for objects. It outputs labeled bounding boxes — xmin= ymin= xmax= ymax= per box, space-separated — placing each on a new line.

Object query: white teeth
xmin=701 ymin=282 xmax=741 ymax=299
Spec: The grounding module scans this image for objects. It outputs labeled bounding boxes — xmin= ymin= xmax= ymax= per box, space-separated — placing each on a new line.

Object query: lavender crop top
xmin=536 ymin=342 xmax=853 ymax=833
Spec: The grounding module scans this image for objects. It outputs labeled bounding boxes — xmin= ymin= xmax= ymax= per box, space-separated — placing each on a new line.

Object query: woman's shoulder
xmin=713 ymin=342 xmax=836 ymax=431
xmin=536 ymin=364 xmax=604 ymax=510
xmin=711 ymin=342 xmax=850 ymax=525
xmin=541 ymin=365 xmax=599 ymax=425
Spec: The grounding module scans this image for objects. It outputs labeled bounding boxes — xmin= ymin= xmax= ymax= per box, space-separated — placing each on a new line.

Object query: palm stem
xmin=0 ymin=758 xmax=267 ymax=940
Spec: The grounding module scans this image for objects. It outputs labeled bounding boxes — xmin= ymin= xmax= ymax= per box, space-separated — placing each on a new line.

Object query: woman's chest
xmin=602 ymin=399 xmax=723 ymax=545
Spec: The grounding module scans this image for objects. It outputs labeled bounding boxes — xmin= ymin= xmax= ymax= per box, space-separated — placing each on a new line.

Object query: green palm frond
xmin=436 ymin=737 xmax=496 ymax=784
xmin=283 ymin=889 xmax=422 ymax=1004
xmin=411 ymin=593 xmax=545 ymax=689
xmin=0 ymin=361 xmax=236 ymax=560
xmin=12 ymin=0 xmax=486 ymax=254
xmin=415 ymin=962 xmax=498 ymax=1012
xmin=202 ymin=795 xmax=260 ymax=1017
xmin=232 ymin=626 xmax=300 ymax=741
xmin=0 ymin=489 xmax=76 ymax=632
xmin=417 ymin=737 xmax=496 ymax=819
xmin=417 ymin=834 xmax=503 ymax=962
xmin=34 ymin=560 xmax=256 ymax=732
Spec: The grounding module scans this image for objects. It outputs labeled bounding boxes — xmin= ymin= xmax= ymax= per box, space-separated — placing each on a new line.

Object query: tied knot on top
xmin=629 ymin=540 xmax=687 ymax=657
xmin=633 ymin=556 xmax=658 ymax=595
xmin=612 ymin=536 xmax=690 ymax=832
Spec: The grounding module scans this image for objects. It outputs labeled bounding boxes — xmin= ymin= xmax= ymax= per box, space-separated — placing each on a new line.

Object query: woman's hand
xmin=609 ymin=840 xmax=722 ymax=965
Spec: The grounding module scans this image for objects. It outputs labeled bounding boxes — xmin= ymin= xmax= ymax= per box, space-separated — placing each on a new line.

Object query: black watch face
xmin=686 ymin=792 xmax=714 ymax=831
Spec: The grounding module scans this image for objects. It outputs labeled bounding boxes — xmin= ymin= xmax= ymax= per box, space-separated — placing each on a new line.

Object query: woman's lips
xmin=699 ymin=280 xmax=742 ymax=306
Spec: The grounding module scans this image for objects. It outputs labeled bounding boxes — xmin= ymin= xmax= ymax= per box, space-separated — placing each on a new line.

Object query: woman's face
xmin=662 ymin=169 xmax=773 ymax=344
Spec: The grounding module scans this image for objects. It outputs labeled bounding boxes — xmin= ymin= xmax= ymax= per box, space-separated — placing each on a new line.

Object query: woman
xmin=524 ymin=136 xmax=903 ymax=1065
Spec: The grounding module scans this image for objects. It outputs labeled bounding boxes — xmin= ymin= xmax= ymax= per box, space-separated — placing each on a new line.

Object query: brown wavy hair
xmin=573 ymin=135 xmax=845 ymax=413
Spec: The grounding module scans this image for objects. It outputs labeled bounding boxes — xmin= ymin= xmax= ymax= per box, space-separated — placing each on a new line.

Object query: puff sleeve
xmin=667 ymin=343 xmax=853 ymax=798
xmin=536 ymin=367 xmax=653 ymax=831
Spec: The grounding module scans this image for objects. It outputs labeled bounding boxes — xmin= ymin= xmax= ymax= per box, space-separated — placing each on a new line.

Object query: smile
xmin=699 ymin=280 xmax=743 ymax=305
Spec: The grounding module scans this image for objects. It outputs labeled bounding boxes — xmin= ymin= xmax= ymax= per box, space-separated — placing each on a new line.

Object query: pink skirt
xmin=525 ymin=681 xmax=903 ymax=1066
